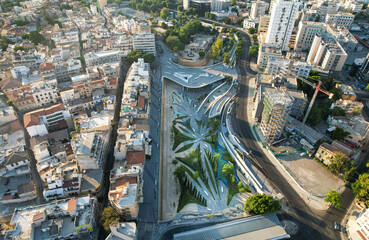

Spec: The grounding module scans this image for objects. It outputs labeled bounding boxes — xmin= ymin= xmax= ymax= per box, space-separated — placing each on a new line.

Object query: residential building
xmin=294 ymin=21 xmax=327 ymax=51
xmin=260 ymin=88 xmax=293 ymax=143
xmin=106 ymin=222 xmax=137 ymax=240
xmin=345 ymin=0 xmax=363 ymax=13
xmin=211 ymin=0 xmax=231 ymax=11
xmin=133 ymin=33 xmax=156 ymax=55
xmin=315 ymin=141 xmax=353 ymax=165
xmin=30 ymin=79 xmax=60 ymax=107
xmin=10 ymin=66 xmax=30 ymax=79
xmin=115 ymin=129 xmax=146 ymax=161
xmin=285 ymin=115 xmax=324 ymax=145
xmin=71 ymin=131 xmax=108 ymax=170
xmin=327 ymin=116 xmax=369 ymax=147
xmin=265 ymin=57 xmax=311 ymax=78
xmin=23 ymin=104 xmax=71 ymax=137
xmin=326 ymin=13 xmax=355 ymax=29
xmin=287 ymin=89 xmax=308 ymax=118
xmin=250 ymin=1 xmax=268 ymax=20
xmin=347 ymin=208 xmax=369 ymax=240
xmin=121 ymin=59 xmax=150 ymax=119
xmin=109 ymin=165 xmax=143 ymax=219
xmin=243 ymin=19 xmax=258 ymax=29
xmin=336 ymin=84 xmax=357 ymax=101
xmin=258 ymin=15 xmax=270 ymax=33
xmin=85 ymin=50 xmax=122 ymax=67
xmin=307 ymin=33 xmax=348 ymax=72
xmin=326 ymin=25 xmax=359 ymax=53
xmin=317 ymin=0 xmax=340 ymax=20
xmin=184 ymin=0 xmax=211 ymax=15
xmin=4 ymin=196 xmax=97 ymax=239
xmin=357 ymin=53 xmax=369 ymax=82
xmin=54 ymin=59 xmax=83 ymax=83
xmin=257 ymin=43 xmax=282 ymax=68
xmin=330 ymin=99 xmax=364 ymax=116
xmin=265 ymin=0 xmax=300 ymax=51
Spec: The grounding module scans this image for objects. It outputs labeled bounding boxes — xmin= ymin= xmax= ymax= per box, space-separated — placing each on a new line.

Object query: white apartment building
xmin=71 ymin=131 xmax=108 ymax=170
xmin=250 ymin=1 xmax=268 ymax=20
xmin=257 ymin=43 xmax=282 ymax=68
xmin=294 ymin=21 xmax=327 ymax=51
xmin=85 ymin=50 xmax=122 ymax=67
xmin=307 ymin=33 xmax=348 ymax=72
xmin=53 ymin=59 xmax=83 ymax=83
xmin=317 ymin=0 xmax=340 ymax=20
xmin=23 ymin=104 xmax=71 ymax=137
xmin=109 ymin=165 xmax=143 ymax=219
xmin=10 ymin=66 xmax=30 ymax=79
xmin=265 ymin=0 xmax=300 ymax=51
xmin=31 ymin=79 xmax=60 ymax=107
xmin=60 ymin=89 xmax=81 ymax=105
xmin=243 ymin=19 xmax=258 ymax=29
xmin=327 ymin=25 xmax=359 ymax=53
xmin=347 ymin=208 xmax=369 ymax=240
xmin=345 ymin=0 xmax=363 ymax=13
xmin=326 ymin=13 xmax=355 ymax=29
xmin=133 ymin=33 xmax=156 ymax=55
xmin=265 ymin=57 xmax=311 ymax=78
xmin=211 ymin=0 xmax=232 ymax=11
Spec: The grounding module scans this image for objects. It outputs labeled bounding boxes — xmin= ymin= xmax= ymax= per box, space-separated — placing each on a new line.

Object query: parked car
xmin=334 ymin=222 xmax=340 ymax=230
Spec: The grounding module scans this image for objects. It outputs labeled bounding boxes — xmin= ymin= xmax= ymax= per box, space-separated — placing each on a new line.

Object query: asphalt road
xmin=232 ymin=25 xmax=354 ymax=240
xmin=136 ymin=38 xmax=162 ymax=240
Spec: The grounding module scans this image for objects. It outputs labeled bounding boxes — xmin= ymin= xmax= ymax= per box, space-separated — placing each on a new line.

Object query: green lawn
xmin=177 ymin=187 xmax=206 ymax=213
xmin=227 ymin=176 xmax=239 ymax=205
xmin=175 ymin=143 xmax=194 ymax=153
xmin=172 ymin=124 xmax=195 ymax=150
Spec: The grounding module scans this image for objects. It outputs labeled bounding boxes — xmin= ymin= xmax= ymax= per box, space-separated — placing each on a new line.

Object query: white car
xmin=300 ymin=152 xmax=307 ymax=157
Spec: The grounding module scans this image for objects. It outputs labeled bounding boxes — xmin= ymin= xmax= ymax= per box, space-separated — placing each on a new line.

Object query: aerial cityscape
xmin=0 ymin=0 xmax=369 ymax=239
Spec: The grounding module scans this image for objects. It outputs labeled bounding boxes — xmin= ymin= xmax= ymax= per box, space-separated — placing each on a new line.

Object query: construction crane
xmin=287 ymin=72 xmax=333 ymax=124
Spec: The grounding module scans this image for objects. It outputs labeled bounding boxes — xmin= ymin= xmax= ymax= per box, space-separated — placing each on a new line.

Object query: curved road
xmin=231 ymin=24 xmax=353 ymax=240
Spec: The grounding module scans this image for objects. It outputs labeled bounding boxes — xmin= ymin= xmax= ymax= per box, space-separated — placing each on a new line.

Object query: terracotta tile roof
xmin=39 ymin=62 xmax=54 ymax=73
xmin=1 ymin=194 xmax=14 ymax=201
xmin=67 ymin=198 xmax=77 ymax=211
xmin=108 ymin=77 xmax=117 ymax=85
xmin=114 ymin=175 xmax=137 ymax=188
xmin=138 ymin=96 xmax=145 ymax=110
xmin=126 ymin=151 xmax=145 ymax=165
xmin=0 ymin=77 xmax=22 ymax=91
xmin=32 ymin=212 xmax=45 ymax=222
xmin=131 ymin=101 xmax=137 ymax=107
xmin=91 ymin=79 xmax=105 ymax=86
xmin=23 ymin=104 xmax=65 ymax=127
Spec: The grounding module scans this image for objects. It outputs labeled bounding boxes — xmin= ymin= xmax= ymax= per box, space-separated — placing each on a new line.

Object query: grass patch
xmin=204 ymin=154 xmax=218 ymax=196
xmin=172 ymin=124 xmax=195 ymax=151
xmin=176 ymin=115 xmax=188 ymax=120
xmin=227 ymin=177 xmax=239 ymax=205
xmin=175 ymin=142 xmax=194 ymax=153
xmin=222 ymin=150 xmax=235 ymax=164
xmin=177 ymin=187 xmax=206 ymax=212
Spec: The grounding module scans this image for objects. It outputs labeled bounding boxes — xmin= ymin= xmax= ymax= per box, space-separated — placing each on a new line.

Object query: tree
xmin=307 ymin=107 xmax=322 ymax=125
xmin=166 ymin=36 xmax=184 ymax=51
xmin=6 ymin=100 xmax=13 ymax=106
xmin=324 ymin=190 xmax=342 ymax=208
xmin=244 ymin=194 xmax=281 ymax=214
xmin=248 ymin=45 xmax=258 ymax=58
xmin=211 ymin=37 xmax=223 ymax=60
xmin=222 ymin=163 xmax=235 ymax=177
xmin=177 ymin=5 xmax=183 ymax=11
xmin=328 ymin=152 xmax=348 ymax=175
xmin=174 ymin=165 xmax=186 ymax=180
xmin=199 ymin=50 xmax=205 ymax=58
xmin=209 ymin=13 xmax=216 ymax=20
xmin=160 ymin=7 xmax=170 ymax=19
xmin=252 ymin=34 xmax=258 ymax=43
xmin=193 ymin=171 xmax=199 ymax=179
xmin=13 ymin=45 xmax=24 ymax=51
xmin=331 ymin=127 xmax=350 ymax=141
xmin=13 ymin=19 xmax=29 ymax=26
xmin=231 ymin=7 xmax=238 ymax=13
xmin=367 ymin=84 xmax=369 ymax=91
xmin=231 ymin=0 xmax=236 ymax=6
xmin=28 ymin=31 xmax=45 ymax=45
xmin=127 ymin=49 xmax=155 ymax=64
xmin=223 ymin=17 xmax=231 ymax=24
xmin=352 ymin=173 xmax=369 ymax=205
xmin=100 ymin=206 xmax=120 ymax=233
xmin=223 ymin=52 xmax=231 ymax=64
xmin=330 ymin=106 xmax=346 ymax=116
xmin=248 ymin=27 xmax=256 ymax=34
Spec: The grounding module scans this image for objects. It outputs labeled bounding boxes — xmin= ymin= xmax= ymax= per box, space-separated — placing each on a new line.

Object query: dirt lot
xmin=278 ymin=151 xmax=344 ymax=197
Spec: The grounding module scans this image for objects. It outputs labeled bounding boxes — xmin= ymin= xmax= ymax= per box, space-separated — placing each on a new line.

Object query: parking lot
xmin=0 ymin=174 xmax=37 ymax=221
xmin=278 ymin=151 xmax=344 ymax=197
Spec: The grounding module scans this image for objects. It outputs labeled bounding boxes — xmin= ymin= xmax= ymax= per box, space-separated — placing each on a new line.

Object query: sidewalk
xmin=244 ymin=74 xmax=329 ymax=211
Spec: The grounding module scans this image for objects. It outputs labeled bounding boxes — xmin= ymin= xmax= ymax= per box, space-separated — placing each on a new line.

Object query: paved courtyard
xmin=278 ymin=151 xmax=344 ymax=197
